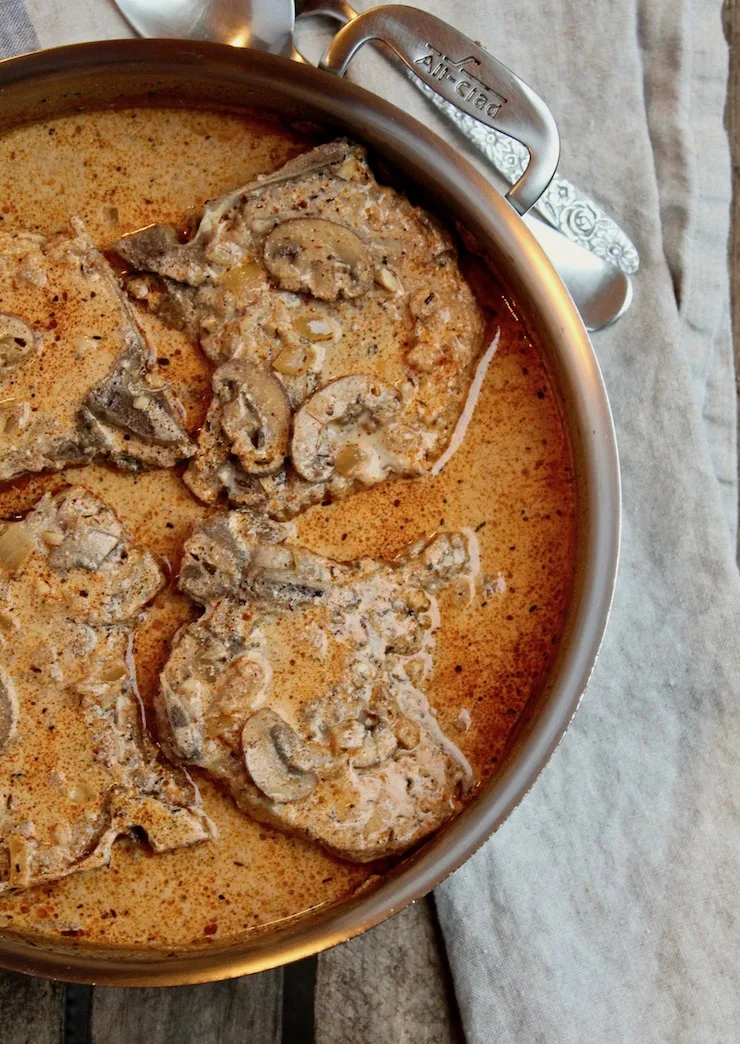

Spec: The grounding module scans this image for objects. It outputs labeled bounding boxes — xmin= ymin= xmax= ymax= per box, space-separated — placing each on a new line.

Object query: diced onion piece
xmin=98 ymin=663 xmax=128 ymax=682
xmin=219 ymin=260 xmax=264 ymax=293
xmin=334 ymin=442 xmax=367 ymax=478
xmin=41 ymin=530 xmax=64 ymax=547
xmin=0 ymin=611 xmax=17 ymax=636
xmin=0 ymin=523 xmax=34 ymax=575
xmin=293 ymin=315 xmax=336 ymax=342
xmin=68 ymin=781 xmax=96 ymax=804
xmin=335 ymin=155 xmax=363 ymax=181
xmin=74 ymin=335 xmax=98 ymax=358
xmin=272 ymin=342 xmax=319 ymax=376
xmin=375 ymin=266 xmax=403 ymax=293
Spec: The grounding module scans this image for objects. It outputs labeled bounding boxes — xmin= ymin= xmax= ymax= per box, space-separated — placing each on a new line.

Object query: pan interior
xmin=0 ymin=42 xmax=618 ymax=983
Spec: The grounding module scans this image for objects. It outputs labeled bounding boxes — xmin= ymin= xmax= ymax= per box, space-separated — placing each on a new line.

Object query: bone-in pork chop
xmin=0 ymin=219 xmax=193 ymax=484
xmin=0 ymin=487 xmax=214 ymax=893
xmin=158 ymin=510 xmax=476 ymax=862
xmin=115 ymin=142 xmax=485 ymax=519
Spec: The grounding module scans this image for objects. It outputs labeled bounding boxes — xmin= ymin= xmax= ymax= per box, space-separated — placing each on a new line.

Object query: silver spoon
xmin=113 ymin=0 xmax=297 ymax=54
xmin=114 ymin=0 xmax=632 ymax=331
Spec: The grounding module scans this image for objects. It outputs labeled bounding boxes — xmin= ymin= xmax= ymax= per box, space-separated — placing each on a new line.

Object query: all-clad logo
xmin=414 ymin=46 xmax=507 ymax=119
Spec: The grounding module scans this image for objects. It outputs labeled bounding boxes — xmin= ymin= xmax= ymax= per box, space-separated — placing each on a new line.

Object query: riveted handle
xmin=319 ymin=4 xmax=560 ymax=215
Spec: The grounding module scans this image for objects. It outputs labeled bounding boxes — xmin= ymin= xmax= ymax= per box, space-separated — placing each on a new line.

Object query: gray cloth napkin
xmin=6 ymin=1 xmax=738 ymax=1039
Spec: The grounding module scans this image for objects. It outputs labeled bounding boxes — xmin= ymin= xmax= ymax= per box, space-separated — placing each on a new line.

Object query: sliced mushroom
xmin=242 ymin=708 xmax=318 ymax=803
xmin=291 ymin=375 xmax=401 ymax=483
xmin=212 ymin=360 xmax=291 ymax=476
xmin=263 ymin=219 xmax=372 ymax=302
xmin=0 ymin=668 xmax=18 ymax=753
xmin=0 ymin=314 xmax=37 ymax=380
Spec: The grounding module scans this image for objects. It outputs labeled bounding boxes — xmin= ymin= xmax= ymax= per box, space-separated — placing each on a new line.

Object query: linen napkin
xmin=5 ymin=1 xmax=738 ymax=1039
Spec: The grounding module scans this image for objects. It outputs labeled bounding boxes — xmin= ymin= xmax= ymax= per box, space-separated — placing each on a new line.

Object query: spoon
xmin=113 ymin=0 xmax=297 ymax=54
xmin=114 ymin=0 xmax=633 ymax=331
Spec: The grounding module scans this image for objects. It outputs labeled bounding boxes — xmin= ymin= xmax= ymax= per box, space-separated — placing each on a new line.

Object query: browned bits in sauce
xmin=0 ymin=107 xmax=575 ymax=952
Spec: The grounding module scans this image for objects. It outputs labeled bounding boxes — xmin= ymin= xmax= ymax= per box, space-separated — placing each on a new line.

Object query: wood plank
xmin=0 ymin=970 xmax=65 ymax=1044
xmin=282 ymin=956 xmax=317 ymax=1041
xmin=90 ymin=970 xmax=282 ymax=1044
xmin=315 ymin=899 xmax=463 ymax=1044
xmin=724 ymin=0 xmax=740 ymax=554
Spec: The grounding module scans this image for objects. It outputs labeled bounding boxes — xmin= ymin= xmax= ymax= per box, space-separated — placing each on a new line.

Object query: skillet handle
xmin=319 ymin=4 xmax=559 ymax=216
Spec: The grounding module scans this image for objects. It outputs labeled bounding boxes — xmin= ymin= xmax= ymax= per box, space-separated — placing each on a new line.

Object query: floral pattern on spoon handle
xmin=413 ymin=77 xmax=640 ymax=275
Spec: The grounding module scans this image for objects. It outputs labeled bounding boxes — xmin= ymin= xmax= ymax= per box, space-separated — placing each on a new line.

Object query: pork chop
xmin=158 ymin=510 xmax=476 ymax=862
xmin=0 ymin=487 xmax=214 ymax=893
xmin=115 ymin=141 xmax=486 ymax=519
xmin=0 ymin=219 xmax=193 ymax=484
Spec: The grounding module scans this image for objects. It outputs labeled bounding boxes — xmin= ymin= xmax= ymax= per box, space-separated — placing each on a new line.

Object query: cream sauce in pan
xmin=0 ymin=108 xmax=575 ymax=952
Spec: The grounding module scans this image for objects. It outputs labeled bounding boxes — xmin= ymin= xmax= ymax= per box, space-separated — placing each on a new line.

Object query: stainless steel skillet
xmin=0 ymin=39 xmax=620 ymax=985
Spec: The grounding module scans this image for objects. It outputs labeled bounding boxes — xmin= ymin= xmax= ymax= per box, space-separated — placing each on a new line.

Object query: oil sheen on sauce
xmin=0 ymin=108 xmax=576 ymax=953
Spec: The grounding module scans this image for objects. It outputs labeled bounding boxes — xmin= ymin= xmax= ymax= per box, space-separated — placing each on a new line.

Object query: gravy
xmin=0 ymin=108 xmax=575 ymax=952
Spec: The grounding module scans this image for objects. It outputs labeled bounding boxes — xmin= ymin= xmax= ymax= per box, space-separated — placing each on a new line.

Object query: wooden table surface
xmin=1 ymin=5 xmax=738 ymax=1041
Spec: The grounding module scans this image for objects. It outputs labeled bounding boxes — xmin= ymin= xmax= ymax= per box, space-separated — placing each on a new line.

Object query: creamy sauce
xmin=0 ymin=108 xmax=576 ymax=952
